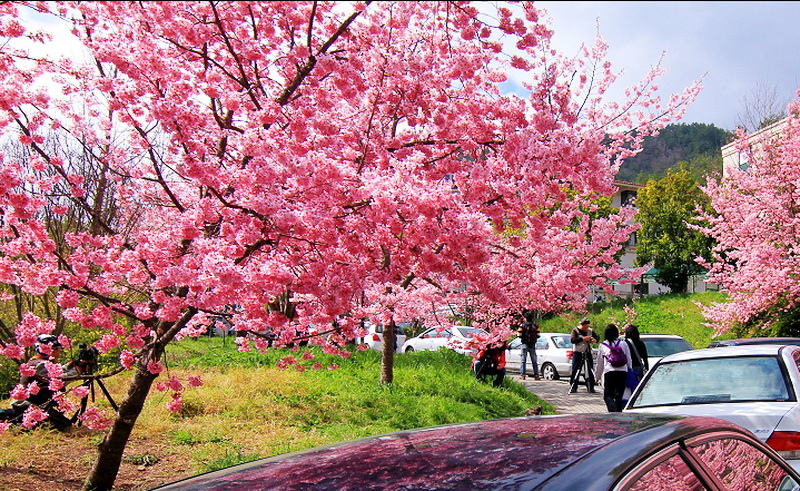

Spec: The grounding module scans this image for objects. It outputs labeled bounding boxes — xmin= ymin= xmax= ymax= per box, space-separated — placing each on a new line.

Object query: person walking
xmin=517 ymin=321 xmax=540 ymax=380
xmin=595 ymin=324 xmax=632 ymax=412
xmin=621 ymin=324 xmax=649 ymax=405
xmin=569 ymin=317 xmax=598 ymax=393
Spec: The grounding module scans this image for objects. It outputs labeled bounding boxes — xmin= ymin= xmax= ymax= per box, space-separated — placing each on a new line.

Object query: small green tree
xmin=635 ymin=164 xmax=716 ymax=293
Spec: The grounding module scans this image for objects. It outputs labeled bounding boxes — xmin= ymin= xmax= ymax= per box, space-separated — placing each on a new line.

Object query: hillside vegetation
xmin=539 ymin=291 xmax=729 ymax=348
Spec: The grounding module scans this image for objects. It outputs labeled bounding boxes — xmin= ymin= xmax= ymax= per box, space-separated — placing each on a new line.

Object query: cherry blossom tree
xmin=0 ymin=2 xmax=697 ymax=489
xmin=700 ymin=103 xmax=800 ymax=335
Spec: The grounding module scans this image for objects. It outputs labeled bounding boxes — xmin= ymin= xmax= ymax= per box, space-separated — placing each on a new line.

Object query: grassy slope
xmin=538 ymin=291 xmax=730 ymax=348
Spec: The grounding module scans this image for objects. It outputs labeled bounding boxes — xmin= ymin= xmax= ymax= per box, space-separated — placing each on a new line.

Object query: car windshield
xmin=643 ymin=338 xmax=693 ymax=357
xmin=454 ymin=327 xmax=486 ymax=338
xmin=630 ymin=355 xmax=793 ymax=408
xmin=551 ymin=335 xmax=572 ymax=349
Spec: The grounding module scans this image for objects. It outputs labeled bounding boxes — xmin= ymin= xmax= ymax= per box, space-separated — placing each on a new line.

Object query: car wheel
xmin=405 ymin=346 xmax=415 ymax=353
xmin=541 ymin=363 xmax=558 ymax=380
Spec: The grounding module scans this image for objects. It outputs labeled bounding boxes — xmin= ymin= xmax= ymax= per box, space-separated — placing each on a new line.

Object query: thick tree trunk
xmin=380 ymin=321 xmax=395 ymax=384
xmin=83 ymin=308 xmax=195 ymax=490
xmin=83 ymin=366 xmax=158 ymax=491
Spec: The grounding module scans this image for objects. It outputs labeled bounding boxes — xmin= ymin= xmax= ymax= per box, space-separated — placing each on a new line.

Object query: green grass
xmin=539 ymin=291 xmax=730 ymax=348
xmin=150 ymin=339 xmax=552 ymax=471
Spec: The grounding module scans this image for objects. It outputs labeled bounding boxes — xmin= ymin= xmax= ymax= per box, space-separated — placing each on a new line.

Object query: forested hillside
xmin=617 ymin=123 xmax=734 ymax=183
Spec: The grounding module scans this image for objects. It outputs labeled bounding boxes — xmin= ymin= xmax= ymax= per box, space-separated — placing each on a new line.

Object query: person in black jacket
xmin=622 ymin=324 xmax=649 ymax=380
xmin=569 ymin=318 xmax=598 ymax=393
xmin=517 ymin=322 xmax=540 ymax=380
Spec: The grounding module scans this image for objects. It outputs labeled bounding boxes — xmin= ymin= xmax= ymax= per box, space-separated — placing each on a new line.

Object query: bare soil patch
xmin=0 ymin=427 xmax=197 ymax=491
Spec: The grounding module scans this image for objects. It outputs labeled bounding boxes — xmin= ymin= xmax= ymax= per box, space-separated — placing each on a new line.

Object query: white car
xmin=403 ymin=325 xmax=488 ymax=355
xmin=624 ymin=344 xmax=800 ymax=472
xmin=505 ymin=333 xmax=575 ymax=380
xmin=637 ymin=333 xmax=694 ymax=367
xmin=357 ymin=322 xmax=408 ymax=353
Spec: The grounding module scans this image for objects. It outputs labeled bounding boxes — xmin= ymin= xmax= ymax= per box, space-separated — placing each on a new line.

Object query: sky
xmin=536 ymin=1 xmax=800 ymax=131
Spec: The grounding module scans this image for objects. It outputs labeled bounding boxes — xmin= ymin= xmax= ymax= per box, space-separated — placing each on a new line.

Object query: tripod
xmin=569 ymin=351 xmax=596 ymax=393
xmin=73 ymin=374 xmax=118 ymax=425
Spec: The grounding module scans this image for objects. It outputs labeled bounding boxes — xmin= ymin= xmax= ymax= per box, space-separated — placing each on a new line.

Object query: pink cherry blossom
xmin=0 ymin=2 xmax=699 ymax=489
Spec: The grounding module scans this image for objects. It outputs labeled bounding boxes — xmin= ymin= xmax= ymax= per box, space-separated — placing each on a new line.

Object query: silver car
xmin=506 ymin=332 xmax=576 ymax=380
xmin=625 ymin=344 xmax=800 ymax=472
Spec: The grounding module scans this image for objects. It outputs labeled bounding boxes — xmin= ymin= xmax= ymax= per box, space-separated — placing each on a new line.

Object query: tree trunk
xmin=83 ymin=365 xmax=158 ymax=491
xmin=83 ymin=308 xmax=195 ymax=490
xmin=380 ymin=321 xmax=395 ymax=384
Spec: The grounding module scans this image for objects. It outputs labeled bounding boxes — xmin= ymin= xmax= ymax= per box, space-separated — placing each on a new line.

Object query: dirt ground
xmin=0 ymin=427 xmax=197 ymax=491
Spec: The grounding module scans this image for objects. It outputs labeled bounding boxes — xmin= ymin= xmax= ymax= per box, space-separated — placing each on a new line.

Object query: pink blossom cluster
xmin=0 ymin=1 xmax=698 ymax=463
xmin=699 ymin=101 xmax=800 ymax=333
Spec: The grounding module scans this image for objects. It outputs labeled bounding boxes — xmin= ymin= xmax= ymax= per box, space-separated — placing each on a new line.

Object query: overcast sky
xmin=536 ymin=1 xmax=800 ymax=131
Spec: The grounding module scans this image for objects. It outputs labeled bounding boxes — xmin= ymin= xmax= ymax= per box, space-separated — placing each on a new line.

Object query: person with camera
xmin=569 ymin=317 xmax=598 ymax=393
xmin=473 ymin=339 xmax=508 ymax=388
xmin=9 ymin=334 xmax=84 ymax=430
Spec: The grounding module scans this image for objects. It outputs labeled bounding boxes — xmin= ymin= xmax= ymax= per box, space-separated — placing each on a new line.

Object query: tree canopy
xmin=0 ymin=2 xmax=697 ymax=489
xmin=700 ymin=107 xmax=800 ymax=336
xmin=635 ymin=164 xmax=715 ymax=293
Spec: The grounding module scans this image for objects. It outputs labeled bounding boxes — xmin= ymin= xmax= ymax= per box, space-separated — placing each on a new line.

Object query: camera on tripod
xmin=72 ymin=344 xmax=100 ymax=374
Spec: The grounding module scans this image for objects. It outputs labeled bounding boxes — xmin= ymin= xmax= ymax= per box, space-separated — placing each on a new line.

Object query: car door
xmin=415 ymin=328 xmax=451 ymax=351
xmin=614 ymin=432 xmax=800 ymax=490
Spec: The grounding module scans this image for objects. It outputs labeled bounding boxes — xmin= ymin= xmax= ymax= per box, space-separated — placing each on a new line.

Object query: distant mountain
xmin=616 ymin=123 xmax=734 ymax=183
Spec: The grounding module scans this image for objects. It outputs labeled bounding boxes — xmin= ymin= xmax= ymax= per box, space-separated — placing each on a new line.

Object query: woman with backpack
xmin=594 ymin=324 xmax=632 ymax=412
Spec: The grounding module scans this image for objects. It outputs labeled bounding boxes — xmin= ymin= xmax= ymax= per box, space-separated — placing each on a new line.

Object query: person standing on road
xmin=569 ymin=318 xmax=598 ymax=393
xmin=517 ymin=321 xmax=540 ymax=380
xmin=595 ymin=324 xmax=632 ymax=412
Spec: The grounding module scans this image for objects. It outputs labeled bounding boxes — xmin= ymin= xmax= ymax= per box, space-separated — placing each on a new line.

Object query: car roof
xmin=154 ymin=414 xmax=759 ymax=491
xmin=657 ymin=344 xmax=797 ymax=364
xmin=639 ymin=333 xmax=688 ymax=339
xmin=711 ymin=337 xmax=800 ymax=346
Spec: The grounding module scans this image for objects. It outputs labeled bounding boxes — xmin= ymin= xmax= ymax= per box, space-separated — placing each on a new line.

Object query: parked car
xmin=356 ymin=322 xmax=408 ymax=353
xmin=403 ymin=325 xmax=487 ymax=355
xmin=506 ymin=332 xmax=576 ymax=380
xmin=637 ymin=333 xmax=694 ymax=367
xmin=624 ymin=344 xmax=800 ymax=472
xmin=708 ymin=337 xmax=800 ymax=348
xmin=154 ymin=413 xmax=800 ymax=490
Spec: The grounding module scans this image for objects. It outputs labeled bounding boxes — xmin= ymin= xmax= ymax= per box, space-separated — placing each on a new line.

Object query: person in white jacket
xmin=594 ymin=324 xmax=632 ymax=412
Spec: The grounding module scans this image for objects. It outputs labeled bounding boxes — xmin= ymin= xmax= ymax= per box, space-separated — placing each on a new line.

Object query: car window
xmin=626 ymin=454 xmax=706 ymax=490
xmin=642 ymin=338 xmax=693 ymax=357
xmin=535 ymin=337 xmax=548 ymax=350
xmin=551 ymin=335 xmax=573 ymax=349
xmin=689 ymin=437 xmax=798 ymax=490
xmin=630 ymin=356 xmax=792 ymax=408
xmin=454 ymin=327 xmax=485 ymax=338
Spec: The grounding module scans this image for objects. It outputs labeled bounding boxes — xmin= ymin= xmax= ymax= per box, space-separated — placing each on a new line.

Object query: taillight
xmin=766 ymin=431 xmax=800 ymax=460
xmin=766 ymin=431 xmax=800 ymax=450
xmin=566 ymin=350 xmax=573 ymax=359
xmin=371 ymin=334 xmax=381 ymax=342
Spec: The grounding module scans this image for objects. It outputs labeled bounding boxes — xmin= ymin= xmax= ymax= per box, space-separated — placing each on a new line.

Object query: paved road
xmin=512 ymin=375 xmax=608 ymax=414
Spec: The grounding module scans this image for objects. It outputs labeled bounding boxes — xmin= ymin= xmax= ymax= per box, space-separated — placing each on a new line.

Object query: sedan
xmin=356 ymin=322 xmax=408 ymax=353
xmin=403 ymin=325 xmax=487 ymax=355
xmin=154 ymin=413 xmax=800 ymax=490
xmin=624 ymin=344 xmax=800 ymax=472
xmin=638 ymin=333 xmax=694 ymax=367
xmin=506 ymin=332 xmax=576 ymax=380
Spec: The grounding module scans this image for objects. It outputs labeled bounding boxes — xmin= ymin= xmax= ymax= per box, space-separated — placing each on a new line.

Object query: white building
xmin=721 ymin=119 xmax=787 ymax=177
